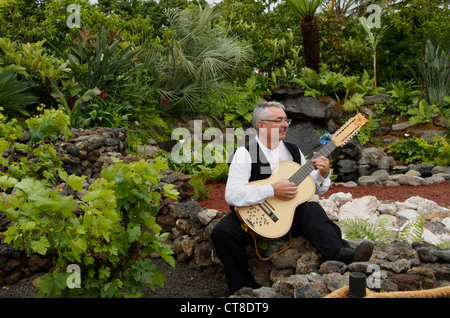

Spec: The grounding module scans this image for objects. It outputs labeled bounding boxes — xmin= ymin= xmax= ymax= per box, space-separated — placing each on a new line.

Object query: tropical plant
xmin=399 ymin=215 xmax=424 ymax=242
xmin=287 ymin=0 xmax=324 ymax=72
xmin=406 ymin=99 xmax=439 ymax=126
xmin=0 ymin=69 xmax=38 ymax=115
xmin=358 ymin=16 xmax=390 ymax=89
xmin=155 ymin=5 xmax=251 ymax=118
xmin=386 ymin=79 xmax=423 ymax=103
xmin=0 ymin=37 xmax=70 ymax=84
xmin=67 ymin=27 xmax=142 ymax=93
xmin=210 ymin=75 xmax=264 ymax=128
xmin=0 ymin=37 xmax=70 ymax=108
xmin=292 ymin=66 xmax=381 ymax=112
xmin=25 ymin=105 xmax=72 ymax=144
xmin=408 ymin=40 xmax=450 ymax=107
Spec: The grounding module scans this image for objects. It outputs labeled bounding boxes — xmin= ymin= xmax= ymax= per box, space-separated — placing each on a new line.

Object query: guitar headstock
xmin=332 ymin=113 xmax=368 ymax=147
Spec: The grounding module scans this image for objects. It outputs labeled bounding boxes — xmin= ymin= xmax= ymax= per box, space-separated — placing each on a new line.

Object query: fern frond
xmin=339 ymin=218 xmax=395 ymax=243
xmin=438 ymin=240 xmax=450 ymax=249
xmin=399 ymin=215 xmax=425 ymax=242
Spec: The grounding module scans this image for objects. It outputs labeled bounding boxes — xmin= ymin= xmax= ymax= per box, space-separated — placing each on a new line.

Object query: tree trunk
xmin=373 ymin=46 xmax=377 ymax=89
xmin=301 ymin=17 xmax=320 ymax=73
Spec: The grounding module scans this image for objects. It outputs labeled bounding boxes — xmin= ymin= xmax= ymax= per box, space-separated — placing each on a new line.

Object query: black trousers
xmin=211 ymin=202 xmax=348 ymax=294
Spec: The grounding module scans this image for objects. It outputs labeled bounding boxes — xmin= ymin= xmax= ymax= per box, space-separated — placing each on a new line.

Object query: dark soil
xmin=0 ymin=257 xmax=229 ymax=298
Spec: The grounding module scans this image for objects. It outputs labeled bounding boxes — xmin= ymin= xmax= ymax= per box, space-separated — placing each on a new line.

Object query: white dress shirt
xmin=225 ymin=136 xmax=331 ymax=207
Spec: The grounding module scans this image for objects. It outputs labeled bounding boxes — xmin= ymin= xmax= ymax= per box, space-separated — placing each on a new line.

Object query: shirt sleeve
xmin=225 ymin=147 xmax=274 ymax=207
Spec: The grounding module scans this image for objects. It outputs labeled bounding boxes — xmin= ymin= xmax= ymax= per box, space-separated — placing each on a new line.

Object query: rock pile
xmin=355 ymin=147 xmax=450 ymax=187
xmin=233 ymin=239 xmax=450 ymax=298
xmin=318 ymin=193 xmax=450 ymax=245
xmin=157 ymin=191 xmax=449 ymax=298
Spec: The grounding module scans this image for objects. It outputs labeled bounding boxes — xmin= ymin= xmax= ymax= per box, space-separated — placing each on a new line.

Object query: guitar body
xmin=236 ymin=161 xmax=316 ymax=239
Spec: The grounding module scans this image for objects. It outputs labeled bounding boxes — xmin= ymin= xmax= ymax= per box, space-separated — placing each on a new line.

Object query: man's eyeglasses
xmin=262 ymin=118 xmax=292 ymax=125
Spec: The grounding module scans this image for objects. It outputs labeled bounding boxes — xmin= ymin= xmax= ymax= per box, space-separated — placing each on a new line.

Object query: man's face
xmin=257 ymin=106 xmax=290 ymax=143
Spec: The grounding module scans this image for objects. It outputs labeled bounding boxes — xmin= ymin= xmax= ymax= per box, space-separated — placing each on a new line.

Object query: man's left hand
xmin=312 ymin=153 xmax=330 ymax=178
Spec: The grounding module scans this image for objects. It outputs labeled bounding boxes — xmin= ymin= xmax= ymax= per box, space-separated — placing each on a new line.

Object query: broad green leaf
xmin=115 ymin=170 xmax=131 ymax=194
xmin=59 ymin=195 xmax=77 ymax=217
xmin=101 ymin=166 xmax=117 ymax=181
xmin=30 ymin=191 xmax=60 ymax=211
xmin=82 ymin=190 xmax=102 ymax=203
xmin=126 ymin=224 xmax=141 ymax=243
xmin=67 ymin=174 xmax=86 ymax=192
xmin=15 ymin=178 xmax=45 ymax=196
xmin=0 ymin=175 xmax=18 ymax=190
xmin=31 ymin=236 xmax=51 ymax=255
xmin=3 ymin=225 xmax=18 ymax=244
xmin=58 ymin=169 xmax=68 ymax=182
xmin=21 ymin=221 xmax=36 ymax=231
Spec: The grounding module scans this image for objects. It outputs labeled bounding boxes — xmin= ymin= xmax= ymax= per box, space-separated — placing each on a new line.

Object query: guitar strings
xmin=288 ymin=141 xmax=337 ymax=186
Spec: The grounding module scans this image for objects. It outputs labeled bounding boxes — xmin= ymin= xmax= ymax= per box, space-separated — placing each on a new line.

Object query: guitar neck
xmin=289 ymin=141 xmax=337 ymax=186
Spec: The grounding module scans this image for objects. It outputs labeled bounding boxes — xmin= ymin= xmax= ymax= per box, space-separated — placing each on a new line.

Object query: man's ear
xmin=257 ymin=120 xmax=264 ymax=130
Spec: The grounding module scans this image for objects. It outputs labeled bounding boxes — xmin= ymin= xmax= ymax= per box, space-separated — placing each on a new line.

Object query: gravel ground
xmin=0 ymin=257 xmax=229 ymax=298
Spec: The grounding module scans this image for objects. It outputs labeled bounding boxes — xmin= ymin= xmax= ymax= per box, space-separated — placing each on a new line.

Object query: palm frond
xmin=156 ymin=5 xmax=251 ymax=117
xmin=0 ymin=69 xmax=37 ymax=115
xmin=287 ymin=0 xmax=324 ymax=20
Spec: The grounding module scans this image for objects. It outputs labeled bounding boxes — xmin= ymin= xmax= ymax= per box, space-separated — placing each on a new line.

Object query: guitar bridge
xmin=258 ymin=202 xmax=278 ymax=222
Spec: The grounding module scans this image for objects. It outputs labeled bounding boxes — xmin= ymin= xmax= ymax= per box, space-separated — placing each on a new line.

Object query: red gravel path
xmin=198 ymin=181 xmax=450 ymax=213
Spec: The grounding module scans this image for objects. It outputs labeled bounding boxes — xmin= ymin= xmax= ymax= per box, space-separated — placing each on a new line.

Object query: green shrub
xmin=1 ymin=157 xmax=178 ymax=297
xmin=388 ymin=134 xmax=450 ymax=166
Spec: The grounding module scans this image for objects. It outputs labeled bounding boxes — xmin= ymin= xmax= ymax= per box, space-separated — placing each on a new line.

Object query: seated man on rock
xmin=211 ymin=101 xmax=373 ymax=294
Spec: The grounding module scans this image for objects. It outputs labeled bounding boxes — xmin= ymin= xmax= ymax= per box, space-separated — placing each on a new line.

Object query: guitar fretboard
xmin=288 ymin=141 xmax=337 ymax=186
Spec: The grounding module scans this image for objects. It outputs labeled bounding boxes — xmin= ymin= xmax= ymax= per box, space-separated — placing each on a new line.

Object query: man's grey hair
xmin=252 ymin=101 xmax=285 ymax=130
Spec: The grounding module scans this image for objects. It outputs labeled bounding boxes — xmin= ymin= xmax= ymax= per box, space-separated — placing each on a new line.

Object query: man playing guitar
xmin=211 ymin=101 xmax=373 ymax=295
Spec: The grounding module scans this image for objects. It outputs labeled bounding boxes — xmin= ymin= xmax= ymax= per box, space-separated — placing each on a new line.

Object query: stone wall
xmin=160 ymin=193 xmax=450 ymax=298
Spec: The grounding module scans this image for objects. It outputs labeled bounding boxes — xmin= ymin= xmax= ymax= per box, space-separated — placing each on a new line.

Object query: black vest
xmin=245 ymin=139 xmax=302 ymax=182
xmin=228 ymin=139 xmax=301 ymax=212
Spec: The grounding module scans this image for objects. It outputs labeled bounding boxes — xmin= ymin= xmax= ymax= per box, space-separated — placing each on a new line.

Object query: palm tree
xmin=287 ymin=0 xmax=324 ymax=73
xmin=150 ymin=5 xmax=251 ymax=117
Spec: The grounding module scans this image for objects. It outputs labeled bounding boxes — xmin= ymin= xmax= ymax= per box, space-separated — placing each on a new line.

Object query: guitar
xmin=236 ymin=113 xmax=368 ymax=239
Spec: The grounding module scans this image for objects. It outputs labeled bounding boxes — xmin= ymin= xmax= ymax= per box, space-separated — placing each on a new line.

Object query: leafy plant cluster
xmin=0 ymin=107 xmax=179 ymax=297
xmin=387 ymin=134 xmax=450 ymax=166
xmin=339 ymin=215 xmax=425 ymax=244
xmin=292 ymin=66 xmax=384 ymax=112
xmin=160 ymin=140 xmax=232 ymax=200
xmin=0 ymin=106 xmax=67 ymax=187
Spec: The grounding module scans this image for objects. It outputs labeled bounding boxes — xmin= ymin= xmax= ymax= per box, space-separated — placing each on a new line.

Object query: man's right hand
xmin=271 ymin=180 xmax=298 ymax=200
